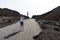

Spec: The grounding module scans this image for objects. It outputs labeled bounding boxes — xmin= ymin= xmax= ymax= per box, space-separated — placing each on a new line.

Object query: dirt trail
xmin=0 ymin=19 xmax=41 ymax=40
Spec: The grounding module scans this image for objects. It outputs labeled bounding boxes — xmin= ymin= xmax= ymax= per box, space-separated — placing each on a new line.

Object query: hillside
xmin=0 ymin=8 xmax=20 ymax=17
xmin=0 ymin=8 xmax=28 ymax=28
xmin=32 ymin=6 xmax=60 ymax=21
xmin=33 ymin=6 xmax=60 ymax=40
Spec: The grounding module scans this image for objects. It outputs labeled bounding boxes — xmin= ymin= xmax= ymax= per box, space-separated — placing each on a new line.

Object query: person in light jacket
xmin=20 ymin=16 xmax=24 ymax=31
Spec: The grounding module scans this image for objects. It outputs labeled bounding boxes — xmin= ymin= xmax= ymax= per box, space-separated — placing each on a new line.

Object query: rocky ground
xmin=33 ymin=6 xmax=60 ymax=40
xmin=33 ymin=29 xmax=60 ymax=40
xmin=33 ymin=21 xmax=60 ymax=40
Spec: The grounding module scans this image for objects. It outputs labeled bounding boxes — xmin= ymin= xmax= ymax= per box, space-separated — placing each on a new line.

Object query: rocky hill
xmin=43 ymin=6 xmax=60 ymax=21
xmin=32 ymin=6 xmax=60 ymax=21
xmin=33 ymin=6 xmax=60 ymax=40
xmin=0 ymin=8 xmax=29 ymax=28
xmin=0 ymin=8 xmax=20 ymax=17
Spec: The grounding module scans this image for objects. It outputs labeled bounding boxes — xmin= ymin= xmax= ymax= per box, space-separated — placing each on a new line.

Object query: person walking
xmin=20 ymin=15 xmax=24 ymax=31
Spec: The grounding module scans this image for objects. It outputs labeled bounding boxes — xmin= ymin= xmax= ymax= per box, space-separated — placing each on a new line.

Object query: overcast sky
xmin=0 ymin=0 xmax=60 ymax=17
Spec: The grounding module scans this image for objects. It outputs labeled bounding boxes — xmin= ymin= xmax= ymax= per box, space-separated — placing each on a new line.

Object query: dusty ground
xmin=0 ymin=19 xmax=41 ymax=40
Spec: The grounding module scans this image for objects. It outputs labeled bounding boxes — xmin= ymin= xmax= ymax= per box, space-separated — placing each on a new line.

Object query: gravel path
xmin=0 ymin=19 xmax=41 ymax=40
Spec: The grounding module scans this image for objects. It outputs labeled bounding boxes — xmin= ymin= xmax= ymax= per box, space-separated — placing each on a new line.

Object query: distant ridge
xmin=32 ymin=6 xmax=60 ymax=21
xmin=0 ymin=8 xmax=20 ymax=17
xmin=43 ymin=6 xmax=60 ymax=21
xmin=0 ymin=8 xmax=29 ymax=18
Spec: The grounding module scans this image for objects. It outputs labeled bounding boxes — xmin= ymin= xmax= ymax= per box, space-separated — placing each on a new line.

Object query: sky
xmin=0 ymin=0 xmax=60 ymax=17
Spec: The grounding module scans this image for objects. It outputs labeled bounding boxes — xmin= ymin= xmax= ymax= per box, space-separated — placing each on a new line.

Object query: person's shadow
xmin=3 ymin=30 xmax=21 ymax=39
